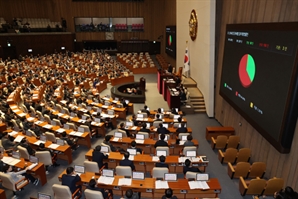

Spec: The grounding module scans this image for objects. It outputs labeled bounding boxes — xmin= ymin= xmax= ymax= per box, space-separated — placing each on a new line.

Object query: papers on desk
xmin=43 ymin=124 xmax=53 ymax=129
xmin=103 ymin=97 xmax=110 ymax=101
xmin=113 ymin=137 xmax=119 ymax=142
xmin=118 ymin=178 xmax=132 ymax=186
xmin=60 ymin=100 xmax=67 ymax=104
xmin=178 ymin=157 xmax=188 ymax=163
xmin=62 ymin=115 xmax=70 ymax=119
xmin=34 ymin=140 xmax=45 ymax=145
xmin=27 ymin=163 xmax=38 ymax=170
xmin=191 ymin=157 xmax=201 ymax=162
xmin=91 ymin=121 xmax=101 ymax=126
xmin=155 ymin=180 xmax=169 ymax=189
xmin=179 ymin=157 xmax=201 ymax=163
xmin=102 ymin=105 xmax=109 ymax=109
xmin=112 ymin=100 xmax=118 ymax=103
xmin=35 ymin=121 xmax=43 ymax=125
xmin=27 ymin=117 xmax=35 ymax=122
xmin=131 ymin=126 xmax=137 ymax=130
xmin=81 ymin=109 xmax=88 ymax=113
xmin=57 ymin=113 xmax=64 ymax=117
xmin=101 ymin=113 xmax=115 ymax=118
xmin=136 ymin=118 xmax=143 ymax=121
xmin=18 ymin=113 xmax=27 ymax=117
xmin=10 ymin=105 xmax=18 ymax=109
xmin=152 ymin=156 xmax=159 ymax=162
xmin=97 ymin=176 xmax=114 ymax=185
xmin=48 ymin=143 xmax=59 ymax=149
xmin=135 ymin=139 xmax=144 ymax=144
xmin=69 ymin=131 xmax=84 ymax=137
xmin=2 ymin=156 xmax=21 ymax=166
xmin=179 ymin=141 xmax=185 ymax=145
xmin=78 ymin=119 xmax=86 ymax=123
xmin=188 ymin=181 xmax=210 ymax=190
xmin=14 ymin=135 xmax=25 ymax=143
xmin=8 ymin=131 xmax=18 ymax=136
xmin=92 ymin=112 xmax=97 ymax=115
xmin=56 ymin=128 xmax=65 ymax=133
xmin=143 ymin=118 xmax=148 ymax=121
xmin=111 ymin=107 xmax=115 ymax=110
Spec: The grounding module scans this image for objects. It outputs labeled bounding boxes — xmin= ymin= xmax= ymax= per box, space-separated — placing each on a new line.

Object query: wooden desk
xmin=0 ymin=189 xmax=7 ymax=199
xmin=0 ymin=122 xmax=7 ymax=132
xmin=109 ymin=137 xmax=198 ymax=155
xmin=110 ymin=76 xmax=134 ymax=86
xmin=205 ymin=126 xmax=235 ymax=141
xmin=157 ymin=71 xmax=173 ymax=94
xmin=58 ymin=172 xmax=221 ymax=198
xmin=166 ymin=87 xmax=181 ymax=109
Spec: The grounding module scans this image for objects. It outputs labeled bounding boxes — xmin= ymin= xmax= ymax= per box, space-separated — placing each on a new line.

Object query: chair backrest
xmin=35 ymin=151 xmax=52 ymax=166
xmin=52 ymin=184 xmax=72 ymax=199
xmin=66 ymin=122 xmax=77 ymax=130
xmin=80 ymin=125 xmax=90 ymax=133
xmin=28 ymin=129 xmax=37 ymax=137
xmin=30 ymin=106 xmax=36 ymax=114
xmin=140 ymin=112 xmax=147 ymax=118
xmin=185 ymin=171 xmax=197 ymax=180
xmin=44 ymin=114 xmax=51 ymax=124
xmin=0 ymin=140 xmax=3 ymax=148
xmin=222 ymin=148 xmax=238 ymax=163
xmin=11 ymin=119 xmax=19 ymax=129
xmin=226 ymin=135 xmax=240 ymax=149
xmin=248 ymin=162 xmax=266 ymax=178
xmin=53 ymin=119 xmax=62 ymax=126
xmin=137 ymin=132 xmax=149 ymax=139
xmin=63 ymin=107 xmax=70 ymax=115
xmin=214 ymin=135 xmax=228 ymax=149
xmin=183 ymin=146 xmax=197 ymax=156
xmin=116 ymin=129 xmax=127 ymax=137
xmin=56 ymin=104 xmax=62 ymax=112
xmin=234 ymin=162 xmax=250 ymax=178
xmin=156 ymin=146 xmax=169 ymax=156
xmin=21 ymin=104 xmax=28 ymax=113
xmin=116 ymin=166 xmax=132 ymax=177
xmin=152 ymin=167 xmax=169 ymax=179
xmin=0 ymin=172 xmax=17 ymax=191
xmin=153 ymin=121 xmax=162 ymax=127
xmin=178 ymin=133 xmax=190 ymax=140
xmin=84 ymin=160 xmax=99 ymax=173
xmin=18 ymin=145 xmax=30 ymax=160
xmin=236 ymin=148 xmax=251 ymax=163
xmin=45 ymin=132 xmax=57 ymax=143
xmin=84 ymin=189 xmax=104 ymax=199
xmin=36 ymin=111 xmax=44 ymax=120
xmin=101 ymin=143 xmax=111 ymax=152
xmin=246 ymin=178 xmax=267 ymax=195
xmin=263 ymin=178 xmax=284 ymax=195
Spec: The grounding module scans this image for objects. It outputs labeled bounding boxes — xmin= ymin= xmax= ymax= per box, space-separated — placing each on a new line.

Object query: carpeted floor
xmin=1 ymin=73 xmax=274 ymax=199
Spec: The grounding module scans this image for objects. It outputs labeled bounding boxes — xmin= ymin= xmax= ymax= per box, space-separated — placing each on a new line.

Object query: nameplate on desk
xmin=146 ymin=189 xmax=152 ymax=192
xmin=114 ymin=186 xmax=120 ymax=190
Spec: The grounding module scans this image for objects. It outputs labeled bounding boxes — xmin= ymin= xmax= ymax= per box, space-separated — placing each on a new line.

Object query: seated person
xmin=92 ymin=145 xmax=108 ymax=169
xmin=104 ymin=117 xmax=114 ymax=130
xmin=21 ymin=117 xmax=32 ymax=131
xmin=176 ymin=123 xmax=187 ymax=133
xmin=157 ymin=123 xmax=170 ymax=134
xmin=61 ymin=167 xmax=81 ymax=195
xmin=103 ymin=135 xmax=117 ymax=152
xmin=36 ymin=143 xmax=59 ymax=167
xmin=162 ymin=188 xmax=178 ymax=199
xmin=1 ymin=132 xmax=16 ymax=151
xmin=131 ymin=114 xmax=140 ymax=126
xmin=60 ymin=131 xmax=78 ymax=150
xmin=139 ymin=123 xmax=150 ymax=133
xmin=140 ymin=105 xmax=150 ymax=116
xmin=154 ymin=114 xmax=162 ymax=121
xmin=155 ymin=155 xmax=169 ymax=168
xmin=119 ymin=152 xmax=135 ymax=171
xmin=86 ymin=178 xmax=111 ymax=198
xmin=19 ymin=138 xmax=35 ymax=155
xmin=183 ymin=159 xmax=203 ymax=175
xmin=31 ymin=123 xmax=42 ymax=137
xmin=184 ymin=135 xmax=195 ymax=146
xmin=129 ymin=141 xmax=142 ymax=154
xmin=167 ymin=63 xmax=173 ymax=73
xmin=154 ymin=134 xmax=168 ymax=148
xmin=119 ymin=122 xmax=130 ymax=137
xmin=121 ymin=189 xmax=140 ymax=199
xmin=2 ymin=164 xmax=39 ymax=186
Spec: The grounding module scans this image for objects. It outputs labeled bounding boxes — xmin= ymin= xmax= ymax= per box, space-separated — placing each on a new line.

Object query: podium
xmin=139 ymin=77 xmax=146 ymax=91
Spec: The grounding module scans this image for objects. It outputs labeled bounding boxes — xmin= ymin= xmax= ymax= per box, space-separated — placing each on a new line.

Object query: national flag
xmin=184 ymin=47 xmax=190 ymax=72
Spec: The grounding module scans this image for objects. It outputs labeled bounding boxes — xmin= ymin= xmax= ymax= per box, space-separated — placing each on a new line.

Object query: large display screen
xmin=219 ymin=22 xmax=298 ymax=153
xmin=165 ymin=26 xmax=176 ymax=58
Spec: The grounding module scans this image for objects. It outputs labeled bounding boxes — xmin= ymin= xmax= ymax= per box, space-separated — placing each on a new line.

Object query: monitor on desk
xmin=164 ymin=173 xmax=177 ymax=181
xmin=82 ymin=115 xmax=87 ymax=120
xmin=57 ymin=139 xmax=65 ymax=146
xmin=137 ymin=114 xmax=143 ymax=119
xmin=102 ymin=169 xmax=114 ymax=177
xmin=181 ymin=135 xmax=188 ymax=141
xmin=115 ymin=97 xmax=119 ymax=101
xmin=78 ymin=127 xmax=84 ymax=133
xmin=26 ymin=130 xmax=32 ymax=137
xmin=70 ymin=112 xmax=76 ymax=117
xmin=61 ymin=109 xmax=65 ymax=114
xmin=12 ymin=151 xmax=20 ymax=159
xmin=125 ymin=100 xmax=129 ymax=104
xmin=132 ymin=171 xmax=145 ymax=180
xmin=186 ymin=150 xmax=197 ymax=158
xmin=135 ymin=134 xmax=145 ymax=140
xmin=63 ymin=124 xmax=69 ymax=129
xmin=127 ymin=148 xmax=137 ymax=156
xmin=114 ymin=131 xmax=123 ymax=138
xmin=196 ymin=173 xmax=209 ymax=181
xmin=87 ymin=106 xmax=92 ymax=111
xmin=94 ymin=118 xmax=101 ymax=123
xmin=156 ymin=150 xmax=167 ymax=157
xmin=146 ymin=123 xmax=150 ymax=128
xmin=163 ymin=123 xmax=169 ymax=128
xmin=125 ymin=121 xmax=133 ymax=127
xmin=108 ymin=110 xmax=114 ymax=115
xmin=51 ymin=121 xmax=56 ymax=126
xmin=74 ymin=165 xmax=85 ymax=174
xmin=94 ymin=99 xmax=99 ymax=103
xmin=40 ymin=135 xmax=47 ymax=142
xmin=97 ymin=108 xmax=102 ymax=113
xmin=29 ymin=155 xmax=39 ymax=163
xmin=100 ymin=146 xmax=109 ymax=153
xmin=105 ymin=101 xmax=110 ymax=106
xmin=37 ymin=192 xmax=51 ymax=199
xmin=106 ymin=95 xmax=110 ymax=99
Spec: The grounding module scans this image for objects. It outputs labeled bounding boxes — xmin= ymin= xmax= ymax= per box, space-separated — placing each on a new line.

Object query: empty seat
xmin=239 ymin=176 xmax=266 ymax=196
xmin=211 ymin=135 xmax=228 ymax=150
xmin=236 ymin=148 xmax=251 ymax=163
xmin=218 ymin=148 xmax=238 ymax=164
xmin=262 ymin=177 xmax=284 ymax=196
xmin=226 ymin=135 xmax=240 ymax=149
xmin=116 ymin=166 xmax=132 ymax=177
xmin=248 ymin=162 xmax=266 ymax=179
xmin=151 ymin=167 xmax=169 ymax=179
xmin=84 ymin=189 xmax=104 ymax=199
xmin=52 ymin=184 xmax=81 ymax=199
xmin=84 ymin=160 xmax=100 ymax=174
xmin=228 ymin=162 xmax=250 ymax=179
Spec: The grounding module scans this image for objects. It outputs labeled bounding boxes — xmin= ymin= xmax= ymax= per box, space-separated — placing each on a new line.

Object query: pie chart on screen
xmin=239 ymin=54 xmax=256 ymax=88
xmin=168 ymin=35 xmax=172 ymax=46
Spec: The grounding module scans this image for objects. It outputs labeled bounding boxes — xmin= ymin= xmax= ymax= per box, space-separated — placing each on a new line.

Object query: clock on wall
xmin=105 ymin=32 xmax=114 ymax=40
xmin=189 ymin=9 xmax=198 ymax=41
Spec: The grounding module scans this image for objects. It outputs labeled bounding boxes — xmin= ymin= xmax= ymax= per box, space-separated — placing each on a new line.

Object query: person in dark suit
xmin=1 ymin=132 xmax=16 ymax=150
xmin=92 ymin=145 xmax=108 ymax=169
xmin=103 ymin=135 xmax=117 ymax=152
xmin=167 ymin=63 xmax=173 ymax=73
xmin=139 ymin=123 xmax=150 ymax=133
xmin=0 ymin=151 xmax=4 ymax=172
xmin=176 ymin=123 xmax=187 ymax=133
xmin=154 ymin=114 xmax=163 ymax=121
xmin=129 ymin=141 xmax=142 ymax=154
xmin=119 ymin=122 xmax=130 ymax=137
xmin=157 ymin=123 xmax=169 ymax=134
xmin=86 ymin=179 xmax=110 ymax=198
xmin=154 ymin=134 xmax=168 ymax=148
xmin=19 ymin=138 xmax=35 ymax=155
xmin=119 ymin=152 xmax=135 ymax=171
xmin=183 ymin=159 xmax=203 ymax=175
xmin=140 ymin=105 xmax=150 ymax=116
xmin=162 ymin=188 xmax=178 ymax=199
xmin=184 ymin=135 xmax=195 ymax=146
xmin=155 ymin=155 xmax=169 ymax=168
xmin=61 ymin=167 xmax=81 ymax=194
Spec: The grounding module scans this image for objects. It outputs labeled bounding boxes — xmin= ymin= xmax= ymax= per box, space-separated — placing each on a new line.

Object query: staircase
xmin=182 ymin=77 xmax=206 ymax=114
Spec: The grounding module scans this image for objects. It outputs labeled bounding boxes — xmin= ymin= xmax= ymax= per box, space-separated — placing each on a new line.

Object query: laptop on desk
xmin=100 ymin=146 xmax=109 ymax=153
xmin=37 ymin=192 xmax=51 ymax=199
xmin=102 ymin=169 xmax=114 ymax=177
xmin=114 ymin=131 xmax=123 ymax=138
xmin=196 ymin=173 xmax=209 ymax=181
xmin=132 ymin=171 xmax=145 ymax=180
xmin=12 ymin=151 xmax=20 ymax=159
xmin=125 ymin=121 xmax=133 ymax=129
xmin=186 ymin=150 xmax=197 ymax=158
xmin=127 ymin=148 xmax=137 ymax=156
xmin=40 ymin=135 xmax=47 ymax=142
xmin=164 ymin=173 xmax=177 ymax=181
xmin=74 ymin=165 xmax=85 ymax=176
xmin=29 ymin=155 xmax=39 ymax=164
xmin=156 ymin=150 xmax=167 ymax=157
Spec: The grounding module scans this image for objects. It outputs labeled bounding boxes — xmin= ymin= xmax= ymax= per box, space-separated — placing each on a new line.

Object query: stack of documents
xmin=118 ymin=178 xmax=132 ymax=186
xmin=2 ymin=156 xmax=21 ymax=166
xmin=155 ymin=181 xmax=169 ymax=189
xmin=97 ymin=176 xmax=114 ymax=185
xmin=188 ymin=181 xmax=210 ymax=190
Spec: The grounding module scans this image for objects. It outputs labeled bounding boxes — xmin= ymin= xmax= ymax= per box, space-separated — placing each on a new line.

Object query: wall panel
xmin=215 ymin=0 xmax=298 ymax=190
